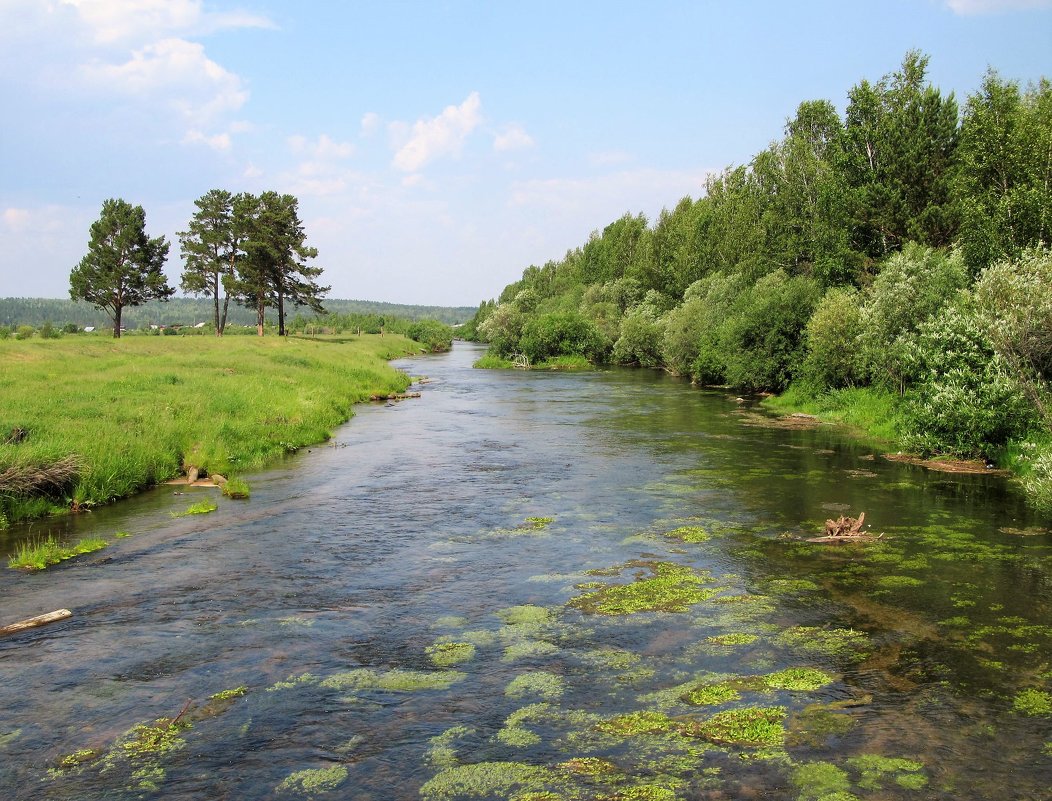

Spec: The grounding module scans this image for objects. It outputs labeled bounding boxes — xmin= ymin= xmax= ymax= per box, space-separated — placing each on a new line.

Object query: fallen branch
xmin=0 ymin=608 xmax=73 ymax=637
xmin=369 ymin=392 xmax=421 ymax=401
xmin=806 ymin=512 xmax=882 ymax=544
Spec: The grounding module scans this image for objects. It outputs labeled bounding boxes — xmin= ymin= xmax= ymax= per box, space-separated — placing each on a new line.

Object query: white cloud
xmin=81 ymin=37 xmax=247 ymax=125
xmin=2 ymin=208 xmax=31 ymax=231
xmin=243 ymin=162 xmax=263 ymax=179
xmin=392 ymin=92 xmax=483 ymax=172
xmin=360 ymin=111 xmax=381 ymax=137
xmin=59 ymin=0 xmax=273 ymax=44
xmin=288 ymin=133 xmax=355 ymax=160
xmin=944 ymin=0 xmax=1052 ymax=12
xmin=493 ymin=124 xmax=534 ymax=152
xmin=183 ymin=129 xmax=231 ymax=150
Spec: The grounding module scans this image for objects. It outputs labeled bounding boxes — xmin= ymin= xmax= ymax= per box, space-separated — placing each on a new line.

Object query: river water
xmin=1 ymin=341 xmax=1051 ymax=800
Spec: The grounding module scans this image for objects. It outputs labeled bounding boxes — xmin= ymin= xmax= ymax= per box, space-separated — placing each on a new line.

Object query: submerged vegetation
xmin=7 ymin=534 xmax=108 ymax=570
xmin=0 ymin=334 xmax=416 ymax=529
xmin=465 ymin=52 xmax=1052 ymax=509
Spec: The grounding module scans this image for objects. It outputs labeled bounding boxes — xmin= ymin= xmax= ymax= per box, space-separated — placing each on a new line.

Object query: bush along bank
xmin=462 ymin=53 xmax=1052 ymax=513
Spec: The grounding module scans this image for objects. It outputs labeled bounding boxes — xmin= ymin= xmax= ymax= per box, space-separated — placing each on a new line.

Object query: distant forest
xmin=0 ymin=297 xmax=476 ymax=329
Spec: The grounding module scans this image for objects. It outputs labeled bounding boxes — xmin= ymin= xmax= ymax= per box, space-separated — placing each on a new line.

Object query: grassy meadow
xmin=0 ymin=334 xmax=418 ymax=527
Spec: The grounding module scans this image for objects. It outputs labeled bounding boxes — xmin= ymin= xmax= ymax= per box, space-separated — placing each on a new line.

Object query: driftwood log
xmin=369 ymin=392 xmax=421 ymax=401
xmin=0 ymin=609 xmax=72 ymax=637
xmin=806 ymin=512 xmax=881 ymax=544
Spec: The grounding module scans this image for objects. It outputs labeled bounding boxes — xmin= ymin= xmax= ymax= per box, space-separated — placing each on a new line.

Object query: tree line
xmin=464 ymin=53 xmax=1052 ymax=510
xmin=69 ymin=190 xmax=327 ymax=339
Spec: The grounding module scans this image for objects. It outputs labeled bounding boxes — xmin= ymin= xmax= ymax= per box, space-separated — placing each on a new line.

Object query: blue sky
xmin=1 ymin=0 xmax=1051 ymax=307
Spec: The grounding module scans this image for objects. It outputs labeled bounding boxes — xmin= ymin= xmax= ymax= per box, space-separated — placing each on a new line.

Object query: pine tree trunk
xmin=257 ymin=301 xmax=265 ymax=337
xmin=113 ymin=305 xmax=122 ymax=339
xmin=278 ymin=290 xmax=286 ymax=336
xmin=219 ymin=293 xmax=230 ymax=336
xmin=213 ymin=272 xmax=221 ymax=336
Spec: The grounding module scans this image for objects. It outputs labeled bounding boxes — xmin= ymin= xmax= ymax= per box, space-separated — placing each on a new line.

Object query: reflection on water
xmin=1 ymin=342 xmax=1050 ymax=800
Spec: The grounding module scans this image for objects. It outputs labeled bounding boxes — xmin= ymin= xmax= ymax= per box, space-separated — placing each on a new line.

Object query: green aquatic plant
xmin=222 ymin=477 xmax=250 ymax=500
xmin=503 ymin=640 xmax=560 ymax=662
xmin=596 ymin=710 xmax=676 ymax=736
xmin=846 ymin=754 xmax=926 ymax=790
xmin=1012 ymin=688 xmax=1052 ymax=715
xmin=58 ymin=748 xmax=100 ymax=768
xmin=119 ymin=718 xmax=192 ymax=759
xmin=209 ymin=686 xmax=247 ymax=701
xmin=496 ymin=723 xmax=541 ymax=747
xmin=569 ymin=562 xmax=720 ymax=615
xmin=7 ymin=534 xmax=108 ymax=570
xmin=766 ymin=578 xmax=821 ymax=594
xmin=426 ymin=641 xmax=477 ymax=667
xmin=791 ymin=761 xmax=856 ymax=801
xmin=874 ymin=575 xmax=924 ymax=589
xmin=0 ymin=728 xmax=22 ymax=748
xmin=171 ymin=498 xmax=217 ymax=517
xmin=506 ymin=671 xmax=566 ymax=700
xmin=681 ymin=681 xmax=741 ymax=706
xmin=319 ymin=668 xmax=465 ymax=692
xmin=419 ymin=761 xmax=553 ymax=801
xmin=267 ymin=672 xmax=317 ymax=691
xmin=761 ymin=667 xmax=836 ymax=692
xmin=613 ymin=785 xmax=679 ymax=801
xmin=681 ymin=706 xmax=786 ymax=746
xmin=433 ymin=615 xmax=470 ymax=629
xmin=524 ymin=516 xmax=555 ymax=529
xmin=776 ymin=626 xmax=868 ymax=660
xmin=275 ymin=765 xmax=349 ymax=795
xmin=115 ymin=530 xmax=132 ymax=538
xmin=705 ymin=633 xmax=759 ymax=647
xmin=558 ymin=757 xmax=620 ymax=776
xmin=498 ymin=605 xmax=554 ymax=626
xmin=787 ymin=701 xmax=858 ymax=747
xmin=663 ymin=525 xmax=710 ymax=543
xmin=427 ymin=725 xmax=474 ymax=770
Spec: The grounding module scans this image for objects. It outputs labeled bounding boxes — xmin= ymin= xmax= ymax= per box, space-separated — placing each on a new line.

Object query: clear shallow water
xmin=1 ymin=342 xmax=1050 ymax=800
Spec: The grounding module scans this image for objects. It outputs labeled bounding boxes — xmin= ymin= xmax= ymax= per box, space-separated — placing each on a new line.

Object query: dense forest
xmin=0 ymin=297 xmax=476 ymax=330
xmin=464 ymin=52 xmax=1052 ymax=511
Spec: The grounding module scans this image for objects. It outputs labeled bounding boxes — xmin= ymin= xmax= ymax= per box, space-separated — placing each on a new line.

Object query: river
xmin=1 ymin=341 xmax=1050 ymax=800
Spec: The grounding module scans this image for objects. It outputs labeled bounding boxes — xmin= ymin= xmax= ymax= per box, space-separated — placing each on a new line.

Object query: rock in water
xmin=187 ymin=466 xmax=199 ymax=484
xmin=210 ymin=473 xmax=228 ymax=486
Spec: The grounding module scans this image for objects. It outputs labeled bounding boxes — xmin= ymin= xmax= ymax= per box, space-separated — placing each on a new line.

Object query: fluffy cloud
xmin=360 ymin=111 xmax=381 ymax=137
xmin=81 ymin=37 xmax=248 ymax=125
xmin=392 ymin=92 xmax=482 ymax=172
xmin=944 ymin=0 xmax=1052 ymax=12
xmin=60 ymin=0 xmax=273 ymax=44
xmin=493 ymin=124 xmax=534 ymax=152
xmin=288 ymin=133 xmax=355 ymax=160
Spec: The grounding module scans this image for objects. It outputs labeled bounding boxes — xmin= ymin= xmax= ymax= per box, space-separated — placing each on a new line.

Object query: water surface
xmin=1 ymin=342 xmax=1049 ymax=800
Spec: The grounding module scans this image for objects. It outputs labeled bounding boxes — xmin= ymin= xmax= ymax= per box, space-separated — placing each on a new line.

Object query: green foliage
xmin=275 ymin=766 xmax=348 ymax=795
xmin=519 ymin=312 xmax=606 ymax=364
xmin=858 ymin=243 xmax=969 ymax=389
xmin=172 ymin=499 xmax=218 ymax=517
xmin=69 ymin=198 xmax=173 ymax=338
xmin=426 ymin=641 xmax=477 ymax=667
xmin=719 ymin=271 xmax=821 ymax=391
xmin=791 ymin=761 xmax=855 ymax=801
xmin=8 ymin=534 xmax=108 ymax=570
xmin=956 ymin=73 xmax=1052 ymax=273
xmin=1013 ymin=688 xmax=1052 ymax=715
xmin=222 ymin=478 xmax=250 ymax=500
xmin=406 ymin=319 xmax=455 ymax=352
xmin=14 ymin=325 xmax=34 ymax=340
xmin=801 ymin=287 xmax=864 ymax=391
xmin=681 ymin=705 xmax=786 ymax=746
xmin=901 ymin=300 xmax=1035 ymax=458
xmin=568 ymin=562 xmax=719 ymax=615
xmin=612 ymin=307 xmax=665 ymax=367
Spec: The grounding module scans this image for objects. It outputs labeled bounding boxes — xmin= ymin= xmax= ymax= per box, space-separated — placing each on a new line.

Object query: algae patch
xmin=427 ymin=641 xmax=477 ymax=667
xmin=568 ymin=561 xmax=720 ymax=615
xmin=319 ymin=668 xmax=465 ymax=692
xmin=275 ymin=765 xmax=349 ymax=795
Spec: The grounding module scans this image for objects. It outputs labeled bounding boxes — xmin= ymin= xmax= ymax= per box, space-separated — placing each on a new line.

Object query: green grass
xmin=8 ymin=534 xmax=109 ymax=570
xmin=221 ymin=478 xmax=250 ymax=500
xmin=171 ymin=499 xmax=218 ymax=517
xmin=0 ymin=334 xmax=415 ymax=526
xmin=763 ymin=385 xmax=904 ymax=444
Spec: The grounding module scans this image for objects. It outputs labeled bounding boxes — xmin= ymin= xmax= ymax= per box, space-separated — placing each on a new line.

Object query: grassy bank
xmin=762 ymin=386 xmax=905 ymax=445
xmin=0 ymin=334 xmax=417 ymax=527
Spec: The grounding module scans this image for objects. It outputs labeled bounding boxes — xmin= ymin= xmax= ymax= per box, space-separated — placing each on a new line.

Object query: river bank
xmin=0 ymin=334 xmax=420 ymax=533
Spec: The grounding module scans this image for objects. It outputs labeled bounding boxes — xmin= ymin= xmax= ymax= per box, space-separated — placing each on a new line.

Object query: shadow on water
xmin=1 ymin=341 xmax=1050 ymax=800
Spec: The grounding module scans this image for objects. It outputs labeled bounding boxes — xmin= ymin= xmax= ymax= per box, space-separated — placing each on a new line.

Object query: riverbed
xmin=1 ymin=341 xmax=1050 ymax=800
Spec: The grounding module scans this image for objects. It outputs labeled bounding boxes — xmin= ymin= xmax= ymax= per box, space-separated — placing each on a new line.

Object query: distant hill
xmin=0 ymin=297 xmax=477 ymax=329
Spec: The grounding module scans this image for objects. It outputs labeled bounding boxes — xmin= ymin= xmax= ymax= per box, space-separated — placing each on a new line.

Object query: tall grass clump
xmin=0 ymin=334 xmax=416 ymax=526
xmin=8 ymin=535 xmax=108 ymax=571
xmin=222 ymin=478 xmax=250 ymax=500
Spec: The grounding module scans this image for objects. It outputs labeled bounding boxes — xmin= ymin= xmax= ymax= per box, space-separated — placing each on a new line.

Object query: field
xmin=0 ymin=334 xmax=418 ymax=527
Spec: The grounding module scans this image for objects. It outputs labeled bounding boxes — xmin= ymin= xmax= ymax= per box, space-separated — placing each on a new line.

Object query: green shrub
xmin=800 ymin=286 xmax=864 ymax=391
xmin=719 ymin=270 xmax=821 ymax=391
xmin=519 ymin=312 xmax=606 ymax=364
xmin=901 ymin=299 xmax=1035 ymax=457
xmin=859 ymin=243 xmax=968 ymax=389
xmin=14 ymin=325 xmax=34 ymax=340
xmin=612 ymin=308 xmax=665 ymax=367
xmin=0 ymin=326 xmax=9 ymax=340
xmin=406 ymin=319 xmax=454 ymax=353
xmin=478 ymin=304 xmax=525 ymax=358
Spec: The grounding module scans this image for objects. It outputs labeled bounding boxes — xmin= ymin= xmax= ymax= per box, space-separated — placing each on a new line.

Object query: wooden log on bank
xmin=0 ymin=608 xmax=72 ymax=637
xmin=369 ymin=392 xmax=422 ymax=401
